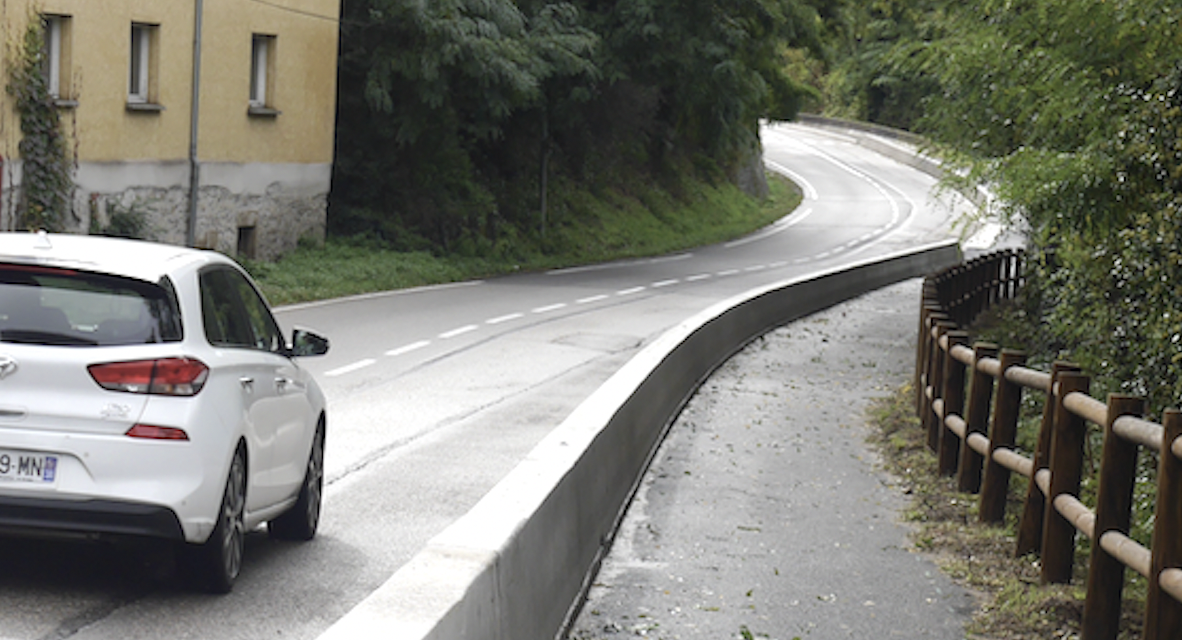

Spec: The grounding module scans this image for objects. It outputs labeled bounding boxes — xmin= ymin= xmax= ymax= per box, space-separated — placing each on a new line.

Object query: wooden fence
xmin=915 ymin=249 xmax=1182 ymax=640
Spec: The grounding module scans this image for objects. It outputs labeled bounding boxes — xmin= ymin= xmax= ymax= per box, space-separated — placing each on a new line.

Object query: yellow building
xmin=0 ymin=0 xmax=340 ymax=259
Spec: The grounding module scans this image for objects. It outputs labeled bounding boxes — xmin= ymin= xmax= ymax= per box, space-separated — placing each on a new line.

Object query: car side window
xmin=199 ymin=268 xmax=283 ymax=353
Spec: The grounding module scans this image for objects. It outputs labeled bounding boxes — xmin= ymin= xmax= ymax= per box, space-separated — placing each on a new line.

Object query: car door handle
xmin=275 ymin=376 xmax=293 ymax=392
xmin=239 ymin=377 xmax=255 ymax=392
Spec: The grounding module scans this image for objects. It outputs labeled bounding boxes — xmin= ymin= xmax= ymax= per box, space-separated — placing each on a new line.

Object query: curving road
xmin=0 ymin=123 xmax=973 ymax=640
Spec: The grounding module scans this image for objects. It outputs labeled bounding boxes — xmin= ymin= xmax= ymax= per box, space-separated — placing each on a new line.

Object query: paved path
xmin=569 ymin=279 xmax=975 ymax=640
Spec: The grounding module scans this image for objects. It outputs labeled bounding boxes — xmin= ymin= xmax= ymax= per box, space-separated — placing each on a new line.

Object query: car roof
xmin=0 ymin=232 xmax=234 ymax=282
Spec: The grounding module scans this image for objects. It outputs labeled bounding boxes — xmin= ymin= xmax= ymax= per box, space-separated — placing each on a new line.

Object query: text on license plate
xmin=0 ymin=450 xmax=58 ymax=485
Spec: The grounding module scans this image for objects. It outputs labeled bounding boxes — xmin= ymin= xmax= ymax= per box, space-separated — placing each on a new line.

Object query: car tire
xmin=194 ymin=445 xmax=247 ymax=594
xmin=268 ymin=420 xmax=324 ymax=541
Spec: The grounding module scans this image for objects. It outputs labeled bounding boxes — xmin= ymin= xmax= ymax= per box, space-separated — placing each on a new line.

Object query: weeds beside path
xmin=868 ymin=386 xmax=1145 ymax=640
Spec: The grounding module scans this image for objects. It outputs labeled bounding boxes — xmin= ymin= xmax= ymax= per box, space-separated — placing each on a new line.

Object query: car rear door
xmin=199 ymin=267 xmax=312 ymax=510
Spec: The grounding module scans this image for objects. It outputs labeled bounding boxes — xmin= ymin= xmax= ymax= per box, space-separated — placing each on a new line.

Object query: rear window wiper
xmin=0 ymin=329 xmax=99 ymax=346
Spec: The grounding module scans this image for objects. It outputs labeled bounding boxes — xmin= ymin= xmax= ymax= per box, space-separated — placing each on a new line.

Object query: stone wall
xmin=76 ymin=160 xmax=328 ymax=261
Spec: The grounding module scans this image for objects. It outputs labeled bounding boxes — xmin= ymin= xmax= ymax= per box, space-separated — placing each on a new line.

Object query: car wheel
xmin=268 ymin=421 xmax=324 ymax=541
xmin=197 ymin=445 xmax=247 ymax=593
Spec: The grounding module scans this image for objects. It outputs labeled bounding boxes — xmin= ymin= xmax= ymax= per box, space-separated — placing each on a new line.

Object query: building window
xmin=42 ymin=14 xmax=72 ymax=103
xmin=128 ymin=23 xmax=160 ymax=108
xmin=249 ymin=34 xmax=279 ymax=116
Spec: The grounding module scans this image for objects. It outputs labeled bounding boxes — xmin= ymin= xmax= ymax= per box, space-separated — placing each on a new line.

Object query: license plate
xmin=0 ymin=450 xmax=59 ymax=486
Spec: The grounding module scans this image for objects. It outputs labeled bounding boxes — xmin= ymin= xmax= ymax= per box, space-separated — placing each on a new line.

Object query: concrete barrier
xmin=316 ymin=240 xmax=962 ymax=640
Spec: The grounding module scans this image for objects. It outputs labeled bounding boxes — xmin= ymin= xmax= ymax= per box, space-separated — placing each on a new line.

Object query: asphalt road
xmin=0 ymin=123 xmax=972 ymax=640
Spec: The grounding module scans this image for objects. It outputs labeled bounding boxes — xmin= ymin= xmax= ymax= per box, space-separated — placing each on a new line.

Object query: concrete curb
xmin=315 ymin=240 xmax=961 ymax=640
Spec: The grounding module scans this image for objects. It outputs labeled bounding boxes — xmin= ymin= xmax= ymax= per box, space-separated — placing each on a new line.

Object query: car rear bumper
xmin=0 ymin=494 xmax=185 ymax=541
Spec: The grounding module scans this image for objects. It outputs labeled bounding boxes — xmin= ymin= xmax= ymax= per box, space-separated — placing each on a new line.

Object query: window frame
xmin=0 ymin=265 xmax=182 ymax=347
xmin=199 ymin=267 xmax=284 ymax=353
xmin=43 ymin=15 xmax=62 ymax=98
xmin=128 ymin=22 xmax=160 ymax=109
xmin=249 ymin=35 xmax=268 ymax=107
xmin=41 ymin=14 xmax=74 ymax=105
xmin=248 ymin=33 xmax=280 ymax=117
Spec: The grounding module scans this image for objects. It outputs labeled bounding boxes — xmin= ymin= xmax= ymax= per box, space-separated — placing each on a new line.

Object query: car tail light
xmin=88 ymin=358 xmax=209 ymax=396
xmin=126 ymin=424 xmax=190 ymax=440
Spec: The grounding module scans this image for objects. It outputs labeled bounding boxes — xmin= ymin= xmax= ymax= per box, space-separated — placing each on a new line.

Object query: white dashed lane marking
xmin=440 ymin=325 xmax=478 ymax=339
xmin=325 ymin=359 xmax=376 ymax=378
xmin=487 ymin=313 xmax=524 ymax=325
xmin=386 ymin=340 xmax=429 ymax=357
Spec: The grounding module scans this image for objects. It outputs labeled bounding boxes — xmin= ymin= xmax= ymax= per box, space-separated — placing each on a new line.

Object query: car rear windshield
xmin=0 ymin=264 xmax=182 ymax=346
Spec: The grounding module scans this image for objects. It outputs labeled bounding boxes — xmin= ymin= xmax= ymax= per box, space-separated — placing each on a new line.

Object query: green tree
xmin=331 ymin=0 xmax=821 ymax=254
xmin=332 ymin=0 xmax=598 ymax=249
xmin=594 ymin=0 xmax=820 ymax=164
xmin=899 ymin=0 xmax=1177 ymax=233
xmin=813 ymin=0 xmax=942 ymax=129
xmin=884 ymin=0 xmax=1182 ymax=409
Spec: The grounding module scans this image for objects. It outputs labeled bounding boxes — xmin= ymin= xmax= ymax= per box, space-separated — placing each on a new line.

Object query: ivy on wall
xmin=6 ymin=17 xmax=72 ymax=231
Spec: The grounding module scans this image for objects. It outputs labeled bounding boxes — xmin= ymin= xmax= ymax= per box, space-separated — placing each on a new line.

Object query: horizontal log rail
xmin=915 ymin=249 xmax=1182 ymax=640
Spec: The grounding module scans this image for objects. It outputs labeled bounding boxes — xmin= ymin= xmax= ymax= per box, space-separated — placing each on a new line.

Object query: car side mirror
xmin=290 ymin=327 xmax=329 ymax=357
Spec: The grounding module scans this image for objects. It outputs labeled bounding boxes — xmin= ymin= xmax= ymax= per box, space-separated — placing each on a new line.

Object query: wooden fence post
xmin=958 ymin=342 xmax=999 ymax=492
xmin=915 ymin=298 xmax=942 ymax=415
xmin=980 ymin=349 xmax=1027 ymax=523
xmin=1040 ymin=371 xmax=1091 ymax=584
xmin=989 ymin=251 xmax=1003 ymax=308
xmin=957 ymin=263 xmax=974 ymax=326
xmin=1002 ymin=249 xmax=1017 ymax=300
xmin=925 ymin=321 xmax=954 ymax=453
xmin=972 ymin=256 xmax=990 ymax=321
xmin=939 ymin=331 xmax=971 ymax=476
xmin=1017 ymin=361 xmax=1081 ymax=557
xmin=917 ymin=308 xmax=946 ymax=430
xmin=1083 ymin=395 xmax=1146 ymax=640
xmin=915 ymin=291 xmax=929 ymax=411
xmin=1010 ymin=250 xmax=1024 ymax=299
xmin=936 ymin=269 xmax=954 ymax=324
xmin=920 ymin=317 xmax=940 ymax=451
xmin=945 ymin=266 xmax=966 ymax=325
xmin=1145 ymin=410 xmax=1182 ymax=640
xmin=962 ymin=258 xmax=978 ymax=323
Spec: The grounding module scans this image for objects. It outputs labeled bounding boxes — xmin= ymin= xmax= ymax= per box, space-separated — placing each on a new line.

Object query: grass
xmin=246 ymin=174 xmax=802 ymax=306
xmin=867 ymin=383 xmax=1147 ymax=639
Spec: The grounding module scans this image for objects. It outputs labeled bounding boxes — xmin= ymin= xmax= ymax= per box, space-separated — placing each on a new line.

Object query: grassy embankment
xmin=247 ymin=175 xmax=802 ymax=306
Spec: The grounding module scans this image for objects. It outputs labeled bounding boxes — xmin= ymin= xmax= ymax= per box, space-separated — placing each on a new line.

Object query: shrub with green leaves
xmin=6 ymin=18 xmax=73 ymax=231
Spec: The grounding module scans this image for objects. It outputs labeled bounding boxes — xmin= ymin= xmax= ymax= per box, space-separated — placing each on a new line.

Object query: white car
xmin=0 ymin=231 xmax=329 ymax=593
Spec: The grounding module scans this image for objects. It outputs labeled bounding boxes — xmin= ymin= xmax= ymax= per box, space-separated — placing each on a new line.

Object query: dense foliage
xmin=815 ymin=0 xmax=1182 ymax=412
xmin=330 ymin=0 xmax=820 ymax=255
xmin=6 ymin=20 xmax=72 ymax=231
